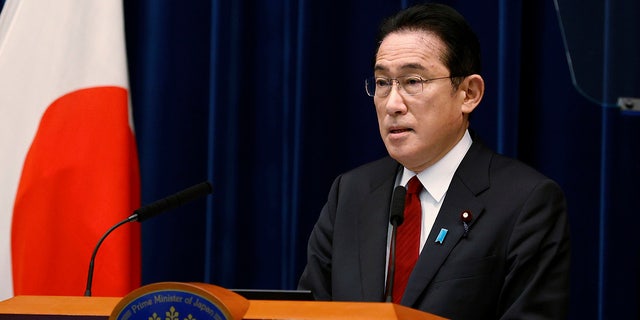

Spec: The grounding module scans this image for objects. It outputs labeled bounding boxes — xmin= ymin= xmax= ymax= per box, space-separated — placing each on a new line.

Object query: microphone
xmin=131 ymin=181 xmax=213 ymax=222
xmin=384 ymin=185 xmax=406 ymax=302
xmin=83 ymin=181 xmax=213 ymax=296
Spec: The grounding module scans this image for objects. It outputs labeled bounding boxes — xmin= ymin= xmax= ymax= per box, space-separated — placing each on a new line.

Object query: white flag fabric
xmin=0 ymin=0 xmax=140 ymax=299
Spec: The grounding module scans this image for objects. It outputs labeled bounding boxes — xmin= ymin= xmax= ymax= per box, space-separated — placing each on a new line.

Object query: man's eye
xmin=375 ymin=79 xmax=391 ymax=87
xmin=403 ymin=77 xmax=422 ymax=86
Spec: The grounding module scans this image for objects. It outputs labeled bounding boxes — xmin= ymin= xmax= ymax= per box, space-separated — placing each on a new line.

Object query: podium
xmin=0 ymin=283 xmax=446 ymax=319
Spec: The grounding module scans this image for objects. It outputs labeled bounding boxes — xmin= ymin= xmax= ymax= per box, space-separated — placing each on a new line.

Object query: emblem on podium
xmin=110 ymin=282 xmax=249 ymax=320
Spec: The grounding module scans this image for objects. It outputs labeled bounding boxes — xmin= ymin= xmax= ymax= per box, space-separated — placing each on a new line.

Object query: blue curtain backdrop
xmin=121 ymin=0 xmax=639 ymax=319
xmin=0 ymin=0 xmax=635 ymax=318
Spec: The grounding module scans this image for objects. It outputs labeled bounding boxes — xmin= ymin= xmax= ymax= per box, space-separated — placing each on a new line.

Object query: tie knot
xmin=406 ymin=176 xmax=422 ymax=195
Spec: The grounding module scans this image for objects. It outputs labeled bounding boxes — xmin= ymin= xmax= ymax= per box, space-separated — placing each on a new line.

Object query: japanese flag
xmin=0 ymin=0 xmax=141 ymax=299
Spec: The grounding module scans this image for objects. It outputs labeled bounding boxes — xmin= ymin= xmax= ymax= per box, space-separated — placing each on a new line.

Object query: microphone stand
xmin=84 ymin=214 xmax=136 ymax=296
xmin=384 ymin=185 xmax=406 ymax=302
xmin=83 ymin=181 xmax=213 ymax=296
xmin=385 ymin=219 xmax=400 ymax=302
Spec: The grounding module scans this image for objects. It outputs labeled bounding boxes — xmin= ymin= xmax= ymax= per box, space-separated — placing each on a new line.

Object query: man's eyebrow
xmin=373 ymin=65 xmax=387 ymax=72
xmin=373 ymin=63 xmax=426 ymax=72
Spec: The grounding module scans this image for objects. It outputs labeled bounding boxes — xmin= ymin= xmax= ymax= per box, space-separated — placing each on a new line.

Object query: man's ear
xmin=460 ymin=74 xmax=484 ymax=114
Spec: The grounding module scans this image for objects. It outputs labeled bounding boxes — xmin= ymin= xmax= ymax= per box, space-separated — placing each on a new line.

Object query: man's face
xmin=374 ymin=30 xmax=470 ymax=172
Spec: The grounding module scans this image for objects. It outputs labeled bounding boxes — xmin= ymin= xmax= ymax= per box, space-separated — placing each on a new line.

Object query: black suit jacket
xmin=298 ymin=139 xmax=570 ymax=319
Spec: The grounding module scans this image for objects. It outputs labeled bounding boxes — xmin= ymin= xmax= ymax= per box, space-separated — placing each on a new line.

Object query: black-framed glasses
xmin=364 ymin=75 xmax=453 ymax=97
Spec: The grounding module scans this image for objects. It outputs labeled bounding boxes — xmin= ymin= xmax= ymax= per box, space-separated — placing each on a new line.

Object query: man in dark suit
xmin=298 ymin=3 xmax=570 ymax=319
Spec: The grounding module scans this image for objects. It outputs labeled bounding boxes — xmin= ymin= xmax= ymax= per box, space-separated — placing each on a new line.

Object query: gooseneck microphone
xmin=84 ymin=181 xmax=213 ymax=296
xmin=384 ymin=185 xmax=407 ymax=302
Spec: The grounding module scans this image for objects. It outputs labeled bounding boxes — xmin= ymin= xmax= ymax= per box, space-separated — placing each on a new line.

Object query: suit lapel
xmin=401 ymin=141 xmax=492 ymax=306
xmin=357 ymin=159 xmax=401 ymax=301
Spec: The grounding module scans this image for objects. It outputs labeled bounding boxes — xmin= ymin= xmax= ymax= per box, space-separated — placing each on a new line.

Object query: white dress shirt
xmin=386 ymin=130 xmax=472 ymax=276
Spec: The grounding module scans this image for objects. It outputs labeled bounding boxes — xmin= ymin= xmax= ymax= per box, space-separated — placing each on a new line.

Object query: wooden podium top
xmin=0 ymin=295 xmax=446 ymax=320
xmin=0 ymin=295 xmax=120 ymax=319
xmin=244 ymin=300 xmax=446 ymax=319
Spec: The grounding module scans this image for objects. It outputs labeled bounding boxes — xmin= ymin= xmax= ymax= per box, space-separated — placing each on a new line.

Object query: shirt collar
xmin=400 ymin=130 xmax=472 ymax=202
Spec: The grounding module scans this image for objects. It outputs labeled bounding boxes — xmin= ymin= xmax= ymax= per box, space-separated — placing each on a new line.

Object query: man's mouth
xmin=390 ymin=127 xmax=412 ymax=134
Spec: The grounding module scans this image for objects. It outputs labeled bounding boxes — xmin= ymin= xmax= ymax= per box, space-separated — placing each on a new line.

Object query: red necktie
xmin=392 ymin=176 xmax=422 ymax=303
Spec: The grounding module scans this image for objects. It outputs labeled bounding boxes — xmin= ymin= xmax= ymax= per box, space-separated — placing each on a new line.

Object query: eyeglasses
xmin=364 ymin=75 xmax=453 ymax=97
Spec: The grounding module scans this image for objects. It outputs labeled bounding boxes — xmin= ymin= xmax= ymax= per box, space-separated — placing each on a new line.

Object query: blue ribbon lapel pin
xmin=435 ymin=228 xmax=448 ymax=244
